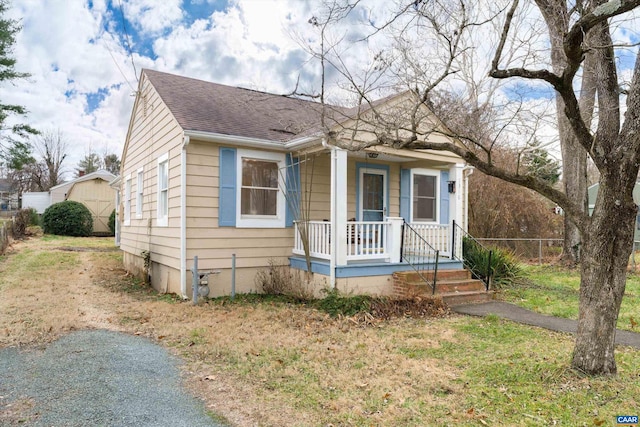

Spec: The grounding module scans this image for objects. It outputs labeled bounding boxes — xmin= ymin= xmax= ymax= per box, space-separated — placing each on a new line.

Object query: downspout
xmin=180 ymin=134 xmax=190 ymax=298
xmin=322 ymin=138 xmax=337 ymax=289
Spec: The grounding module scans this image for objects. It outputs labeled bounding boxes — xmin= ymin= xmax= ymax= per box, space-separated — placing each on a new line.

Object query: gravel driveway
xmin=0 ymin=330 xmax=225 ymax=426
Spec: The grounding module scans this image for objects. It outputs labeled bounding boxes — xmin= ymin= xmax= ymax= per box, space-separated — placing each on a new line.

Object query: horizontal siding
xmin=119 ymin=73 xmax=182 ymax=269
xmin=184 ymin=141 xmax=292 ymax=271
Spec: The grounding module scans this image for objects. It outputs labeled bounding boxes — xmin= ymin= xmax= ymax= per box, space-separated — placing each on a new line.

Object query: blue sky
xmin=3 ymin=0 xmax=639 ymax=178
xmin=3 ymin=0 xmax=322 ymax=176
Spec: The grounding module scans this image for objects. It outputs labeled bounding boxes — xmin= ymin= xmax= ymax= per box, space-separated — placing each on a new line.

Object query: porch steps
xmin=392 ymin=269 xmax=494 ymax=306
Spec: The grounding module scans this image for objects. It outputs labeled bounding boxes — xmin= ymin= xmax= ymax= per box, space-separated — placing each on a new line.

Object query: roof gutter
xmin=184 ymin=130 xmax=286 ymax=151
xmin=180 ymin=134 xmax=190 ymax=298
xmin=183 ymin=130 xmax=322 ymax=153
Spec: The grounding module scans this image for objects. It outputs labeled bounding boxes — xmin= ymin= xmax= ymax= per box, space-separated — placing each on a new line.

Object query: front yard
xmin=501 ymin=264 xmax=640 ymax=331
xmin=1 ymin=235 xmax=639 ymax=426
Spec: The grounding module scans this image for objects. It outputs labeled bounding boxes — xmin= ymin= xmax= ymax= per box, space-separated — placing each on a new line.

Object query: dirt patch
xmin=0 ymin=396 xmax=38 ymax=426
xmin=55 ymin=246 xmax=121 ymax=252
xmin=0 ymin=236 xmax=466 ymax=426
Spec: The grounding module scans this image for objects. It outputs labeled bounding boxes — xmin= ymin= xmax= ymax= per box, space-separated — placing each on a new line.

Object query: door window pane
xmin=363 ymin=174 xmax=384 ymax=210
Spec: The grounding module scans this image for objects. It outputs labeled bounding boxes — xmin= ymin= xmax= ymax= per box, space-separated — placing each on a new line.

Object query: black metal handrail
xmin=401 ymin=220 xmax=440 ymax=294
xmin=451 ymin=220 xmax=493 ymax=291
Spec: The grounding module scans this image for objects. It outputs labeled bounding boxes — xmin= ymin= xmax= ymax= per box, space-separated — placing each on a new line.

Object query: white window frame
xmin=124 ymin=174 xmax=132 ymax=226
xmin=136 ymin=167 xmax=144 ymax=219
xmin=410 ymin=168 xmax=440 ymax=223
xmin=157 ymin=153 xmax=169 ymax=227
xmin=236 ymin=148 xmax=286 ymax=228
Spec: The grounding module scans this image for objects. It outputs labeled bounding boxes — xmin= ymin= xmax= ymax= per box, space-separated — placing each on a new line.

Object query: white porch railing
xmin=293 ymin=221 xmax=332 ymax=260
xmin=346 ymin=221 xmax=388 ymax=260
xmin=405 ymin=223 xmax=449 ymax=255
xmin=293 ymin=221 xmax=390 ymax=260
xmin=293 ymin=220 xmax=450 ymax=262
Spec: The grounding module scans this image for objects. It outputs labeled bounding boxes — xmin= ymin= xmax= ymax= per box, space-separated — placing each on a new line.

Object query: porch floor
xmin=289 ymin=255 xmax=463 ymax=278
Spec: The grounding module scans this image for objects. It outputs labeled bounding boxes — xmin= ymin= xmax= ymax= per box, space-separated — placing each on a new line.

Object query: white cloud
xmin=122 ymin=0 xmax=184 ymax=36
xmin=3 ymin=0 xmax=640 ymax=182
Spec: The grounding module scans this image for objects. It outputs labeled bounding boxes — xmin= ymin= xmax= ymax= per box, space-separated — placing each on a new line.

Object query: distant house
xmin=588 ymin=182 xmax=640 ymax=243
xmin=116 ymin=69 xmax=474 ymax=298
xmin=0 ymin=179 xmax=18 ymax=211
xmin=23 ymin=170 xmax=117 ymax=234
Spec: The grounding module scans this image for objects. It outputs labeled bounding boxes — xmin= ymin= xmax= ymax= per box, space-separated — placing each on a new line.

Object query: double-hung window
xmin=236 ymin=149 xmax=285 ymax=228
xmin=157 ymin=153 xmax=169 ymax=226
xmin=124 ymin=175 xmax=132 ymax=226
xmin=411 ymin=169 xmax=439 ymax=222
xmin=136 ymin=168 xmax=144 ymax=219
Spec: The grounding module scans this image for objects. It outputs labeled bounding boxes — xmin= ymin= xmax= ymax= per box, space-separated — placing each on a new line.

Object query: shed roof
xmin=50 ymin=170 xmax=117 ymax=192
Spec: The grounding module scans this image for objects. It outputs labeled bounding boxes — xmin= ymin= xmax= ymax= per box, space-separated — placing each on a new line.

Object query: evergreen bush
xmin=108 ymin=209 xmax=116 ymax=236
xmin=42 ymin=201 xmax=93 ymax=236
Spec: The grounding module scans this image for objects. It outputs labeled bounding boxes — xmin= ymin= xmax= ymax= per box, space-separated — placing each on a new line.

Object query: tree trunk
xmin=571 ymin=178 xmax=637 ymax=375
xmin=535 ymin=0 xmax=595 ymax=265
xmin=560 ymin=133 xmax=588 ymax=264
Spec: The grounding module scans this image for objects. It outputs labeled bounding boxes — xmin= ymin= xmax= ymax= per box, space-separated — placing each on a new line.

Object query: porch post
xmin=387 ymin=217 xmax=404 ymax=263
xmin=449 ymin=163 xmax=465 ymax=256
xmin=333 ymin=148 xmax=348 ymax=267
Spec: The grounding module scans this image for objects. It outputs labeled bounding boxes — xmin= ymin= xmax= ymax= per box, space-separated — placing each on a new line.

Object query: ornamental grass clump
xmin=462 ymin=236 xmax=522 ymax=288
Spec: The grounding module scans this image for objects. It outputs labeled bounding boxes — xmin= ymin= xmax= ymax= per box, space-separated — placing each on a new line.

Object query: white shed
xmin=22 ymin=192 xmax=51 ymax=214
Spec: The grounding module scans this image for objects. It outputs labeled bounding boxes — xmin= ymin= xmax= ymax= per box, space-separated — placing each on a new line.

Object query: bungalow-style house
xmin=23 ymin=170 xmax=116 ymax=234
xmin=117 ymin=69 xmax=476 ymax=298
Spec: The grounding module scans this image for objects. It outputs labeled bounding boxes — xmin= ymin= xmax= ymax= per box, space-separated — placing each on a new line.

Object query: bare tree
xmin=32 ymin=129 xmax=68 ymax=190
xmin=305 ymin=0 xmax=640 ymax=375
xmin=536 ymin=0 xmax=597 ymax=264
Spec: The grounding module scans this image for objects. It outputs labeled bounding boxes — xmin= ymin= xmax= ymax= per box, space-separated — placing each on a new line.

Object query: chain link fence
xmin=475 ymin=238 xmax=563 ymax=264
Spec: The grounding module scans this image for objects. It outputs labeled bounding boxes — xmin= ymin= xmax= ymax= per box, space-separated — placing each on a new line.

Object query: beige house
xmin=118 ymin=69 xmax=474 ymax=298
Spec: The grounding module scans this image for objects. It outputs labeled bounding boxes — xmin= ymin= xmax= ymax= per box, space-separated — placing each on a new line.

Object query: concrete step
xmin=434 ymin=279 xmax=487 ymax=294
xmin=441 ymin=290 xmax=495 ymax=306
xmin=399 ymin=269 xmax=471 ymax=283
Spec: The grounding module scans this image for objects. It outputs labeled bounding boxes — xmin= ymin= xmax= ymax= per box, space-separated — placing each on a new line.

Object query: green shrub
xmin=42 ymin=201 xmax=93 ymax=237
xmin=316 ymin=289 xmax=372 ymax=317
xmin=462 ymin=236 xmax=522 ymax=288
xmin=108 ymin=209 xmax=116 ymax=236
xmin=28 ymin=208 xmax=40 ymax=226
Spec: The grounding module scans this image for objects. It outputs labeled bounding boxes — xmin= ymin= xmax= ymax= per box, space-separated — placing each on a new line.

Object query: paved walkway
xmin=452 ymin=301 xmax=640 ymax=349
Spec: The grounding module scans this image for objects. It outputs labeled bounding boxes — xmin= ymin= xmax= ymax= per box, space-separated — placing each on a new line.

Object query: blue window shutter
xmin=400 ymin=168 xmax=410 ymax=222
xmin=440 ymin=170 xmax=449 ymax=224
xmin=219 ymin=147 xmax=236 ymax=227
xmin=285 ymin=154 xmax=300 ymax=227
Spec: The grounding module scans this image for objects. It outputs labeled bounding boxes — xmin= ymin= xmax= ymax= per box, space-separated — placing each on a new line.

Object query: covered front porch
xmin=291 ymin=219 xmax=463 ymax=278
xmin=286 ymin=145 xmax=470 ymax=286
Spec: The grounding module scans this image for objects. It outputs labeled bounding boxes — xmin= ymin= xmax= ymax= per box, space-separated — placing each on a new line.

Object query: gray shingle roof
xmin=143 ymin=69 xmax=346 ymax=143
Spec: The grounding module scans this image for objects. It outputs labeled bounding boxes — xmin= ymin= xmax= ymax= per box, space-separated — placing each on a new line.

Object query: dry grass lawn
xmin=2 ymin=234 xmax=640 ymax=426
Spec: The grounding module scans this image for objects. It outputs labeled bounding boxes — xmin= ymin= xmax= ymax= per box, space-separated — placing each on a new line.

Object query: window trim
xmin=410 ymin=168 xmax=440 ymax=223
xmin=157 ymin=153 xmax=169 ymax=227
xmin=136 ymin=167 xmax=144 ymax=219
xmin=124 ymin=174 xmax=132 ymax=226
xmin=236 ymin=148 xmax=286 ymax=228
